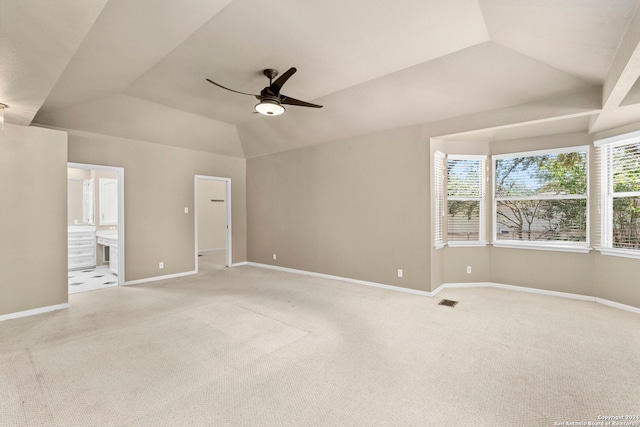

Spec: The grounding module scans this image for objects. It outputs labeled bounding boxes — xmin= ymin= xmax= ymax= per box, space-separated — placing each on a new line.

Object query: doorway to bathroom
xmin=67 ymin=163 xmax=125 ymax=294
xmin=194 ymin=175 xmax=231 ymax=270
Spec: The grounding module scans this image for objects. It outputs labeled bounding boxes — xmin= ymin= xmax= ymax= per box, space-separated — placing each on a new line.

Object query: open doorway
xmin=195 ymin=175 xmax=231 ymax=270
xmin=67 ymin=163 xmax=125 ymax=293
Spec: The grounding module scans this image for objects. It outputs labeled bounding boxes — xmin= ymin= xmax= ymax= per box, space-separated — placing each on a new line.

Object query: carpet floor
xmin=1 ymin=252 xmax=639 ymax=426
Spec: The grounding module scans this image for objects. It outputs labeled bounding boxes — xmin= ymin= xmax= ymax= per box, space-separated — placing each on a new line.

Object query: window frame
xmin=434 ymin=150 xmax=445 ymax=249
xmin=446 ymin=154 xmax=487 ymax=247
xmin=492 ymin=145 xmax=590 ymax=253
xmin=595 ymin=131 xmax=640 ymax=259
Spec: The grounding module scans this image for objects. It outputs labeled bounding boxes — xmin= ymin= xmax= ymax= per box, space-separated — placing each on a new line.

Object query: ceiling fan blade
xmin=270 ymin=67 xmax=297 ymax=94
xmin=206 ymin=78 xmax=258 ymax=97
xmin=281 ymin=95 xmax=322 ymax=108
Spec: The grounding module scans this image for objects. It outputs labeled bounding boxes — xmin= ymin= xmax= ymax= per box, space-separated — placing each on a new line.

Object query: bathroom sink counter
xmin=96 ymin=231 xmax=118 ymax=244
xmin=96 ymin=231 xmax=119 ymax=275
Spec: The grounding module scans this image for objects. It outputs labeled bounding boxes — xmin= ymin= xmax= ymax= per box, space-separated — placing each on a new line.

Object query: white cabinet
xmin=99 ymin=178 xmax=118 ymax=225
xmin=68 ymin=226 xmax=96 ymax=270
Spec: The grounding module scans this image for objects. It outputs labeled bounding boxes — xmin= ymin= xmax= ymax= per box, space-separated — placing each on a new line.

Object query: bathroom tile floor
xmin=68 ymin=266 xmax=118 ymax=294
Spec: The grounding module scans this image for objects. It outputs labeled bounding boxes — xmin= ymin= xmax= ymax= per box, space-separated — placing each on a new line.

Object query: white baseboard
xmin=430 ymin=284 xmax=446 ymax=296
xmin=247 ymin=262 xmax=432 ymax=297
xmin=231 ymin=261 xmax=248 ymax=267
xmin=595 ymin=297 xmax=640 ymax=315
xmin=0 ymin=303 xmax=70 ymax=322
xmin=442 ymin=282 xmax=595 ymax=302
xmin=124 ymin=270 xmax=197 ymax=286
xmin=441 ymin=282 xmax=640 ymax=315
xmin=245 ymin=263 xmax=640 ymax=314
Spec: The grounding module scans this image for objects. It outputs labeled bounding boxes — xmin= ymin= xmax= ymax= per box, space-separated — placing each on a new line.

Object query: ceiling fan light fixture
xmin=255 ymin=99 xmax=285 ymax=116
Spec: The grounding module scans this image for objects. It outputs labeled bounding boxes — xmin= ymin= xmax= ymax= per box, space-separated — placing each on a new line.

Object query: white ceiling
xmin=3 ymin=0 xmax=640 ymax=158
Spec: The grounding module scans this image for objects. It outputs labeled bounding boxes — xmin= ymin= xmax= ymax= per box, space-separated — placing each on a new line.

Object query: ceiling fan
xmin=206 ymin=67 xmax=322 ymax=116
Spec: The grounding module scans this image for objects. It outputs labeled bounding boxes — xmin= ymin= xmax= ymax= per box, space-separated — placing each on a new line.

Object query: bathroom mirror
xmin=68 ymin=178 xmax=94 ymax=225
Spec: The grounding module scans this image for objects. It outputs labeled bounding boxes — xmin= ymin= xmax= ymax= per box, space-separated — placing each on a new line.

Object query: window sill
xmin=448 ymin=241 xmax=488 ymax=248
xmin=492 ymin=242 xmax=592 ymax=254
xmin=434 ymin=243 xmax=446 ymax=250
xmin=598 ymin=248 xmax=640 ymax=260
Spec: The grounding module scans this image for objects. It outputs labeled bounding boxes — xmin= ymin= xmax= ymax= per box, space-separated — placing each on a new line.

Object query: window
xmin=493 ymin=146 xmax=589 ymax=251
xmin=434 ymin=150 xmax=445 ymax=248
xmin=447 ymin=155 xmax=486 ymax=245
xmin=597 ymin=133 xmax=640 ymax=257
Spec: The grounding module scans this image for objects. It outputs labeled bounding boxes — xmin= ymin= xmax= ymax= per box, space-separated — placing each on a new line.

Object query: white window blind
xmin=493 ymin=146 xmax=588 ymax=248
xmin=434 ymin=150 xmax=445 ymax=248
xmin=447 ymin=155 xmax=485 ymax=244
xmin=597 ymin=136 xmax=640 ymax=254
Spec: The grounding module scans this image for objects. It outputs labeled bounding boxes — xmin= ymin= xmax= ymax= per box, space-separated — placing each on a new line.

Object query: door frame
xmin=194 ymin=175 xmax=232 ymax=269
xmin=68 ymin=162 xmax=125 ymax=285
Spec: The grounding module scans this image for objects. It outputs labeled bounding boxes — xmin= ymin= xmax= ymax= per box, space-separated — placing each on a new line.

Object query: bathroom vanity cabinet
xmin=68 ymin=226 xmax=96 ymax=270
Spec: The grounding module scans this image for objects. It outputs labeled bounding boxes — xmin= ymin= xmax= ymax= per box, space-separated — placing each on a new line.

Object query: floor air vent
xmin=438 ymin=299 xmax=458 ymax=307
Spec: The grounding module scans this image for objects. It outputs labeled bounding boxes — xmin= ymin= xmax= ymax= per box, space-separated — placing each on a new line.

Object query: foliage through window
xmin=599 ymin=139 xmax=640 ymax=252
xmin=493 ymin=147 xmax=588 ymax=247
xmin=447 ymin=156 xmax=485 ymax=244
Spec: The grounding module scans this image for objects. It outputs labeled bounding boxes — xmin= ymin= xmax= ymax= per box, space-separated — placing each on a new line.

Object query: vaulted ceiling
xmin=2 ymin=0 xmax=640 ymax=158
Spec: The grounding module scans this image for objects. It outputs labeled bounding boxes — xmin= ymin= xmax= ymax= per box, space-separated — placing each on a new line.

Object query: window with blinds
xmin=493 ymin=146 xmax=589 ymax=248
xmin=434 ymin=151 xmax=445 ymax=248
xmin=447 ymin=155 xmax=486 ymax=244
xmin=597 ymin=136 xmax=640 ymax=255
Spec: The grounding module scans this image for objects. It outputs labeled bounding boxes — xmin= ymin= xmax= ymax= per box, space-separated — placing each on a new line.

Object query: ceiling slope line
xmin=34 ymin=0 xmax=236 ymax=119
xmin=602 ymin=1 xmax=640 ymax=109
xmin=590 ymin=3 xmax=640 ymax=133
xmin=427 ymin=86 xmax=602 ymax=140
xmin=235 ymin=40 xmax=496 ymax=125
xmin=121 ymin=0 xmax=238 ymax=96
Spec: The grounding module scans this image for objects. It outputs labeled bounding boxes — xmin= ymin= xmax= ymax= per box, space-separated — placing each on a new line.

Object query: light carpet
xmin=1 ymin=252 xmax=638 ymax=426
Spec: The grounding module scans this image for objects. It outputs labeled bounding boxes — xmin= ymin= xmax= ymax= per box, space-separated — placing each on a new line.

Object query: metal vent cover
xmin=438 ymin=299 xmax=458 ymax=307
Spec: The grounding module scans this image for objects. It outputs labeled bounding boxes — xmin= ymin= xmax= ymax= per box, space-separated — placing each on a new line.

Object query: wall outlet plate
xmin=397 ymin=269 xmax=403 ymax=278
xmin=466 ymin=266 xmax=472 ymax=274
xmin=159 ymin=262 xmax=164 ymax=269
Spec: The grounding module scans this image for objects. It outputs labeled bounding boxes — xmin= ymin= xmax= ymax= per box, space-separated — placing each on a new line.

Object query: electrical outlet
xmin=184 ymin=207 xmax=189 ymax=214
xmin=273 ymin=254 xmax=277 ymax=260
xmin=397 ymin=269 xmax=403 ymax=278
xmin=466 ymin=266 xmax=472 ymax=274
xmin=159 ymin=262 xmax=164 ymax=269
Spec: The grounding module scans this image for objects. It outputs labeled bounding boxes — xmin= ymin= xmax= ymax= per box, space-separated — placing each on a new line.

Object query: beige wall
xmin=444 ymin=247 xmax=491 ymax=284
xmin=3 ymin=110 xmax=637 ymax=318
xmin=197 ymin=179 xmax=227 ymax=252
xmin=67 ymin=129 xmax=246 ymax=282
xmin=247 ymin=125 xmax=431 ymax=292
xmin=593 ymin=254 xmax=640 ymax=308
xmin=0 ymin=124 xmax=68 ymax=316
xmin=490 ymin=248 xmax=595 ymax=295
xmin=248 ymin=120 xmax=639 ymax=308
xmin=437 ymin=131 xmax=639 ymax=308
